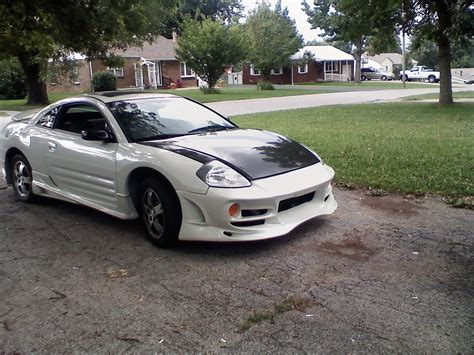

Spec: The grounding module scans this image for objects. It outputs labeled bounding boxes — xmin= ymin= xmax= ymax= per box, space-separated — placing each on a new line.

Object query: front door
xmin=45 ymin=103 xmax=118 ymax=209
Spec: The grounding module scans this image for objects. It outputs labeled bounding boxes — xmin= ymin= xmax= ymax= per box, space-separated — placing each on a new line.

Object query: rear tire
xmin=139 ymin=178 xmax=182 ymax=248
xmin=11 ymin=154 xmax=35 ymax=202
xmin=428 ymin=75 xmax=436 ymax=83
xmin=381 ymin=75 xmax=387 ymax=81
xmin=361 ymin=75 xmax=367 ymax=81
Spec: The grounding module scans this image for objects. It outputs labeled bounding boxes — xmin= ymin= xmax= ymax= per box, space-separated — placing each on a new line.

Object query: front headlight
xmin=196 ymin=160 xmax=251 ymax=188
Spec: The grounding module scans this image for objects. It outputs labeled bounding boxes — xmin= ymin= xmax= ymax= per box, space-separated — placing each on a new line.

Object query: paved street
xmin=208 ymin=86 xmax=473 ymax=116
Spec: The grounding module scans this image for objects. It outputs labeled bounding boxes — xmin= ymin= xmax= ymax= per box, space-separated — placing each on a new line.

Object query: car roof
xmin=84 ymin=91 xmax=181 ymax=103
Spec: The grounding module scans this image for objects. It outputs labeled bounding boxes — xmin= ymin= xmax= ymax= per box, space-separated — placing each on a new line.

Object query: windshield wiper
xmin=187 ymin=126 xmax=231 ymax=134
xmin=135 ymin=133 xmax=187 ymax=142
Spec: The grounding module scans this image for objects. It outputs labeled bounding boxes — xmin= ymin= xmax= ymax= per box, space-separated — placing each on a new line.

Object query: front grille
xmin=231 ymin=220 xmax=265 ymax=227
xmin=278 ymin=191 xmax=315 ymax=213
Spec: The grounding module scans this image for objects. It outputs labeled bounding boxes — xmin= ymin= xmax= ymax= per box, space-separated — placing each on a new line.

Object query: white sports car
xmin=0 ymin=92 xmax=337 ymax=247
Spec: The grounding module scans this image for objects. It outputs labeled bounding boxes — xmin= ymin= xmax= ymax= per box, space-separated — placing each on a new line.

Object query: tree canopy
xmin=163 ymin=0 xmax=244 ymax=37
xmin=176 ymin=17 xmax=248 ymax=89
xmin=303 ymin=0 xmax=399 ymax=83
xmin=0 ymin=0 xmax=176 ymax=104
xmin=245 ymin=1 xmax=303 ymax=84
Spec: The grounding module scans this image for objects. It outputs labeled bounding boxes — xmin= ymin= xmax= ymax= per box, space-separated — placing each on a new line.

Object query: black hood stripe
xmin=139 ymin=141 xmax=254 ymax=180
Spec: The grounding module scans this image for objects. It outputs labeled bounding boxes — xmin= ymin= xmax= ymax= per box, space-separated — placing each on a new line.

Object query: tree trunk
xmin=353 ymin=41 xmax=363 ymax=84
xmin=18 ymin=53 xmax=49 ymax=105
xmin=436 ymin=0 xmax=453 ymax=105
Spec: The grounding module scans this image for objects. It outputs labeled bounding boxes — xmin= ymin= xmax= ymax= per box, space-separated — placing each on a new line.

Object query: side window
xmin=55 ymin=104 xmax=109 ymax=134
xmin=36 ymin=107 xmax=59 ymax=128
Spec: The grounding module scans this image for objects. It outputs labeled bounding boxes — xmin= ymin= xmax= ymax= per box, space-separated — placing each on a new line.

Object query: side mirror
xmin=81 ymin=129 xmax=112 ymax=142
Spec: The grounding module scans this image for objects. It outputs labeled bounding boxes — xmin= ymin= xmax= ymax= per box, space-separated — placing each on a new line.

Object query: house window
xmin=107 ymin=67 xmax=124 ymax=77
xmin=180 ymin=62 xmax=195 ymax=77
xmin=250 ymin=65 xmax=260 ymax=76
xmin=298 ymin=64 xmax=308 ymax=74
xmin=271 ymin=67 xmax=283 ymax=75
xmin=325 ymin=61 xmax=337 ymax=72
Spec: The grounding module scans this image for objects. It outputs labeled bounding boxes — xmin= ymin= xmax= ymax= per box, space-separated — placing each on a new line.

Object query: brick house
xmin=242 ymin=45 xmax=355 ymax=85
xmin=48 ymin=35 xmax=198 ymax=92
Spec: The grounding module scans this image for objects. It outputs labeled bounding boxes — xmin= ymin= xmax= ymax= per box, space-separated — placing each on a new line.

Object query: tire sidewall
xmin=139 ymin=178 xmax=182 ymax=248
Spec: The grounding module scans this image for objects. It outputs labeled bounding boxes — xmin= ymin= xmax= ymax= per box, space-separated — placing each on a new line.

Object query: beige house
xmin=365 ymin=53 xmax=417 ymax=73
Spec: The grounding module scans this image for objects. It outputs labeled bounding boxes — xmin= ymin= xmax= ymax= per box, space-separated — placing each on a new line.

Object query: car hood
xmin=140 ymin=129 xmax=320 ymax=180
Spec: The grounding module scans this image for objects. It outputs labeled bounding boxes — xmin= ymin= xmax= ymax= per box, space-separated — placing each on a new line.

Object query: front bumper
xmin=176 ymin=162 xmax=337 ymax=242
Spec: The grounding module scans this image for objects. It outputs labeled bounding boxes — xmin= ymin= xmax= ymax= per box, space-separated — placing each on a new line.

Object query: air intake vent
xmin=278 ymin=191 xmax=315 ymax=213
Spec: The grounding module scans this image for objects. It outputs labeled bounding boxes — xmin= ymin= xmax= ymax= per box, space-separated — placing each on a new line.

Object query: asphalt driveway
xmin=0 ymin=187 xmax=472 ymax=352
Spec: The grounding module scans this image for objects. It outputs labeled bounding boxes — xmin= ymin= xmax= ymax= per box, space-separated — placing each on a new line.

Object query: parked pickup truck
xmin=400 ymin=66 xmax=440 ymax=83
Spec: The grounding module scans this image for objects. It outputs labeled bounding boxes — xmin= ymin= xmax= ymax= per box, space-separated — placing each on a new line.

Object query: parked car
xmin=0 ymin=92 xmax=337 ymax=247
xmin=400 ymin=66 xmax=440 ymax=83
xmin=361 ymin=67 xmax=394 ymax=81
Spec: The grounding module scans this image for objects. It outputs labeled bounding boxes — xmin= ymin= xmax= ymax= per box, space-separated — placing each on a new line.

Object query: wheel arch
xmin=4 ymin=147 xmax=26 ymax=185
xmin=126 ymin=167 xmax=181 ymax=212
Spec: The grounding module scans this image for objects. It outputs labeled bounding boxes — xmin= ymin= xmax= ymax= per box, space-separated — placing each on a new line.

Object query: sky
xmin=240 ymin=0 xmax=323 ymax=43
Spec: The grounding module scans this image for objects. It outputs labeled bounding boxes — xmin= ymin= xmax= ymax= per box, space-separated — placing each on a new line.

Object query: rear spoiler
xmin=12 ymin=108 xmax=41 ymax=122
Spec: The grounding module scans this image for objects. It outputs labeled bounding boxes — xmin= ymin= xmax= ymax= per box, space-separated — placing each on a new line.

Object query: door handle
xmin=48 ymin=142 xmax=57 ymax=152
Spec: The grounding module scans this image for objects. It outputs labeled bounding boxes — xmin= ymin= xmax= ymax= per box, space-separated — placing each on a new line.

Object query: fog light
xmin=228 ymin=203 xmax=240 ymax=217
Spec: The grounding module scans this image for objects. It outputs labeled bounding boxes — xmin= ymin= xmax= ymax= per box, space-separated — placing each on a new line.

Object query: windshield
xmin=107 ymin=97 xmax=236 ymax=142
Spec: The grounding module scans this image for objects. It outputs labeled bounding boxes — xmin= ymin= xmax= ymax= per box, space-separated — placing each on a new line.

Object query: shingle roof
xmin=110 ymin=36 xmax=177 ymax=61
xmin=366 ymin=53 xmax=403 ymax=65
xmin=291 ymin=46 xmax=354 ymax=61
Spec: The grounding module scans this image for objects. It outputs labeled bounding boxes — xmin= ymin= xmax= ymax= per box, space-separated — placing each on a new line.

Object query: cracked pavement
xmin=0 ymin=186 xmax=472 ymax=352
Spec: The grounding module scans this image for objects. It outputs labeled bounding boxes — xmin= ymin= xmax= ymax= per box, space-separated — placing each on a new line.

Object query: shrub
xmin=256 ymin=80 xmax=274 ymax=90
xmin=0 ymin=58 xmax=27 ymax=100
xmin=199 ymin=86 xmax=221 ymax=94
xmin=92 ymin=71 xmax=117 ymax=91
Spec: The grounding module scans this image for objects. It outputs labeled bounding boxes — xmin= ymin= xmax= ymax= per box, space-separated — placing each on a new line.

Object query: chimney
xmin=172 ymin=30 xmax=178 ymax=43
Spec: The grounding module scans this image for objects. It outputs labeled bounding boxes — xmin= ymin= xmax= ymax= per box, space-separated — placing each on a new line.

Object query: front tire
xmin=381 ymin=75 xmax=387 ymax=81
xmin=139 ymin=178 xmax=182 ymax=248
xmin=11 ymin=154 xmax=35 ymax=202
xmin=361 ymin=75 xmax=367 ymax=81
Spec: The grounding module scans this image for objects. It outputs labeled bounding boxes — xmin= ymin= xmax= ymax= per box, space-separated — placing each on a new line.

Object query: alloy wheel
xmin=142 ymin=188 xmax=165 ymax=239
xmin=13 ymin=160 xmax=32 ymax=198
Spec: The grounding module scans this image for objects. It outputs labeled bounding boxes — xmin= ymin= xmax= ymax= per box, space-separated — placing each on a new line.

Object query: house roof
xmin=366 ymin=53 xmax=403 ymax=65
xmin=291 ymin=46 xmax=354 ymax=61
xmin=110 ymin=36 xmax=178 ymax=61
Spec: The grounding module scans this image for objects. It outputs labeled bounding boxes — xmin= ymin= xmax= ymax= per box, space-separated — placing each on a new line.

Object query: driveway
xmin=0 ymin=187 xmax=472 ymax=352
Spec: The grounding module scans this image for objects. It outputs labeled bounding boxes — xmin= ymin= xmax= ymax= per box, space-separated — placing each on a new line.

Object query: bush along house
xmin=48 ymin=35 xmax=198 ymax=92
xmin=242 ymin=46 xmax=355 ymax=85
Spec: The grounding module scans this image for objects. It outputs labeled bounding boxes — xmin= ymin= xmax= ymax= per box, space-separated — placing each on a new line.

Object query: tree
xmin=246 ymin=1 xmax=303 ymax=86
xmin=163 ymin=0 xmax=244 ymax=37
xmin=0 ymin=0 xmax=176 ymax=105
xmin=410 ymin=35 xmax=474 ymax=71
xmin=303 ymin=0 xmax=400 ymax=83
xmin=176 ymin=17 xmax=248 ymax=90
xmin=397 ymin=0 xmax=473 ymax=104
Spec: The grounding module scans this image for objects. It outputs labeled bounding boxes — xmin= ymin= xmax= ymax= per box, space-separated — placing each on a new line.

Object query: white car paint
xmin=1 ymin=93 xmax=337 ymax=243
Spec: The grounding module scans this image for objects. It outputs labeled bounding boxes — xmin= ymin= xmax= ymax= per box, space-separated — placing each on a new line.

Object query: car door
xmin=44 ymin=102 xmax=118 ymax=209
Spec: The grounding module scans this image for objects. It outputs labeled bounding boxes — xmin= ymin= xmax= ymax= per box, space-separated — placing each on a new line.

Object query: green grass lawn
xmin=0 ymin=87 xmax=336 ymax=111
xmin=403 ymin=90 xmax=474 ymax=101
xmin=234 ymin=103 xmax=473 ymax=197
xmin=0 ymin=92 xmax=76 ymax=111
xmin=159 ymin=87 xmax=336 ymax=103
xmin=297 ymin=81 xmax=432 ymax=89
